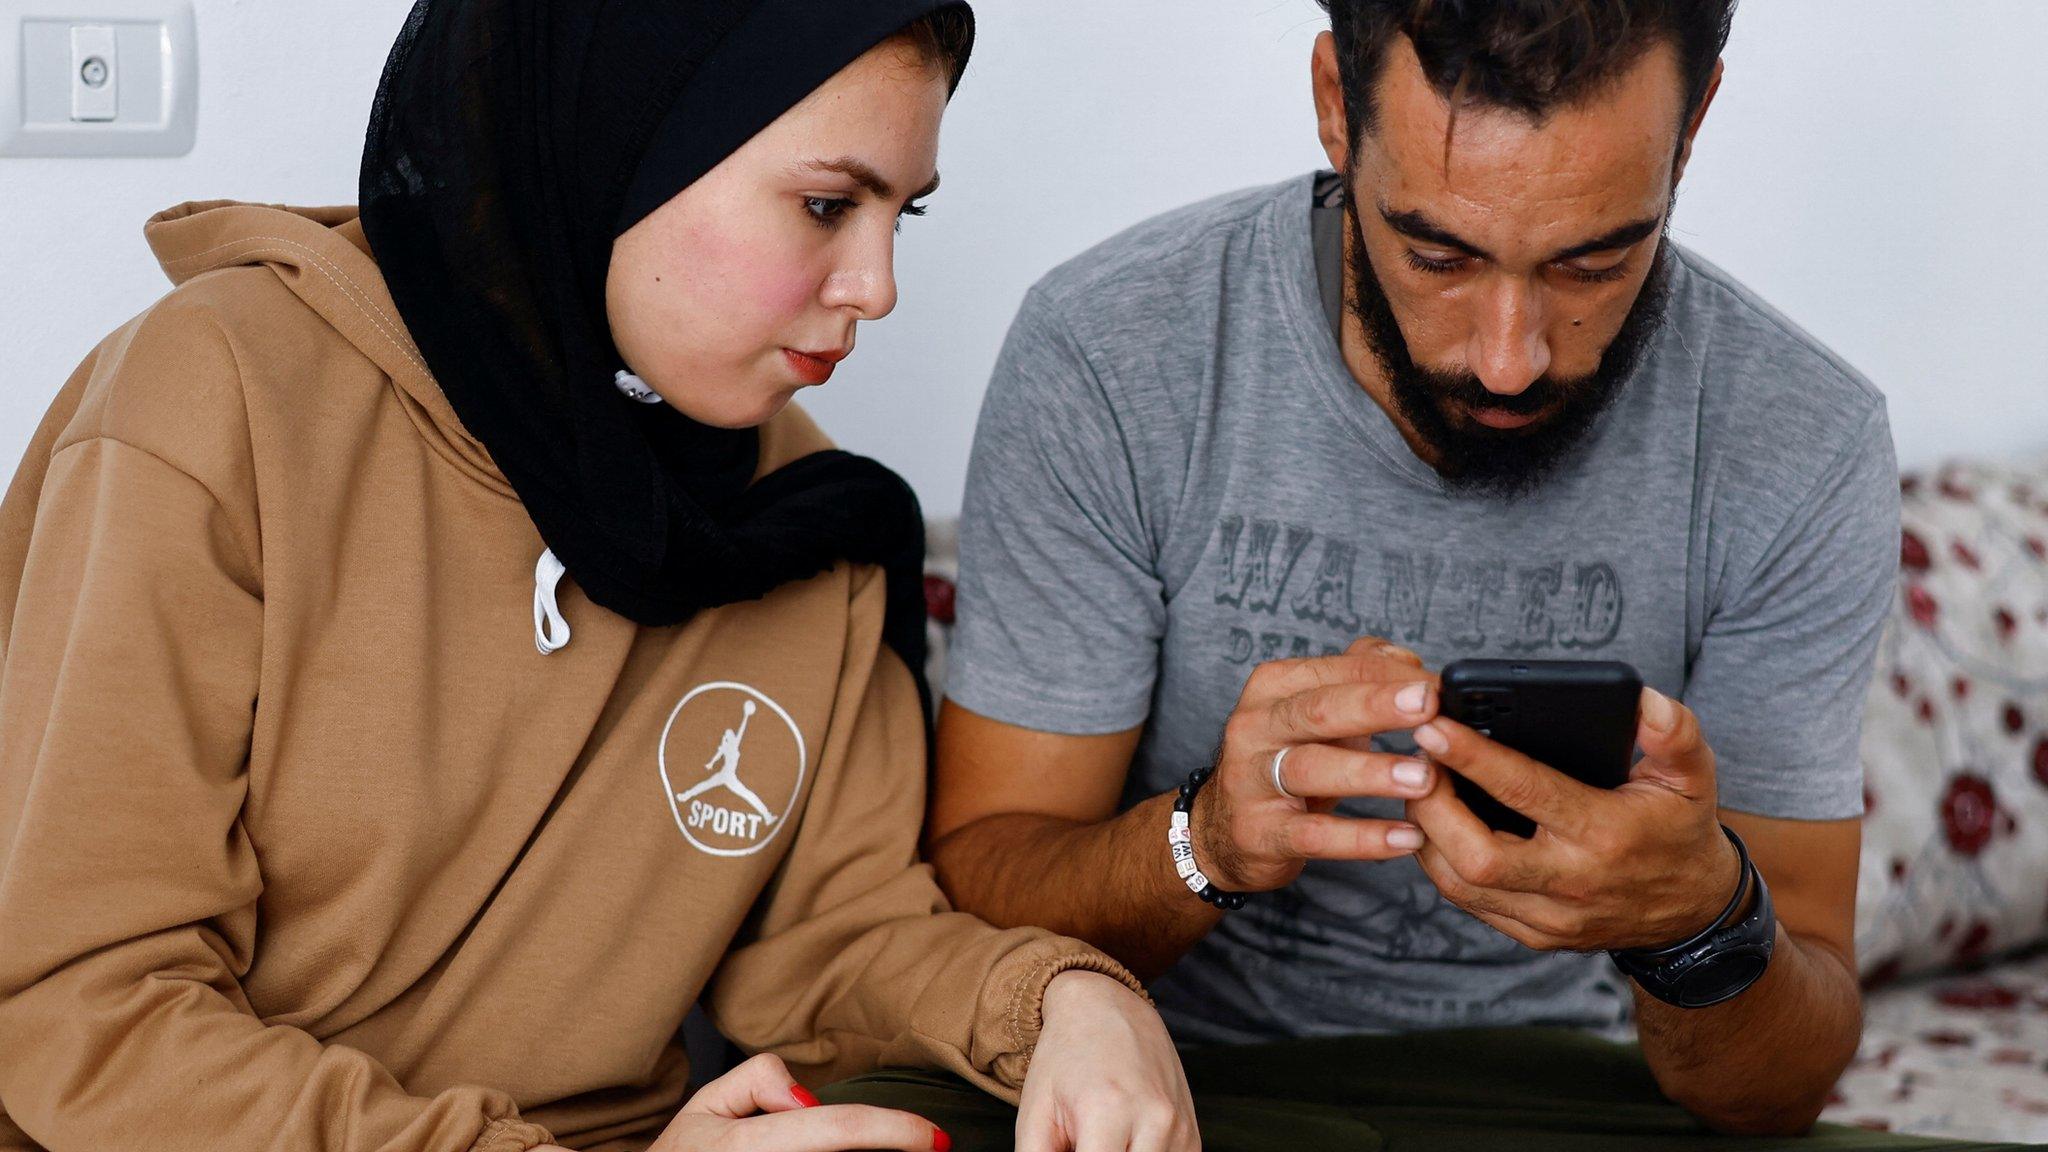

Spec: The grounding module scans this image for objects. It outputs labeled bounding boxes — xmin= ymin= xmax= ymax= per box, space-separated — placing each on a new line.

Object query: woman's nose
xmin=822 ymin=230 xmax=899 ymax=320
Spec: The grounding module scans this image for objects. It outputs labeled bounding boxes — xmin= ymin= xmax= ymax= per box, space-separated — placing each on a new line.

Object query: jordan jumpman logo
xmin=674 ymin=700 xmax=777 ymax=823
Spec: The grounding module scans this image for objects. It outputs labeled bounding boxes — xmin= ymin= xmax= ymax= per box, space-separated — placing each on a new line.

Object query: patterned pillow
xmin=923 ymin=519 xmax=960 ymax=707
xmin=1856 ymin=459 xmax=2048 ymax=983
xmin=1825 ymin=950 xmax=2048 ymax=1140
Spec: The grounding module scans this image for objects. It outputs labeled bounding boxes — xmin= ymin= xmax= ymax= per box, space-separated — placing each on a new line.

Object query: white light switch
xmin=68 ymin=23 xmax=117 ymax=121
xmin=0 ymin=0 xmax=198 ymax=157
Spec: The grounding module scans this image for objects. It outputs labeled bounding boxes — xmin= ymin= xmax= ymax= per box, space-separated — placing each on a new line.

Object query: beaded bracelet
xmin=1170 ymin=765 xmax=1248 ymax=911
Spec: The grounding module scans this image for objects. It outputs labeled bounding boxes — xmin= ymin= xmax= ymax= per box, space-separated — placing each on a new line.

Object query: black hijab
xmin=359 ymin=0 xmax=974 ymax=709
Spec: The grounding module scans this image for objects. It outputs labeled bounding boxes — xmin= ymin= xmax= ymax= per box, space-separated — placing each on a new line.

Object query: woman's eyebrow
xmin=793 ymin=157 xmax=940 ymax=201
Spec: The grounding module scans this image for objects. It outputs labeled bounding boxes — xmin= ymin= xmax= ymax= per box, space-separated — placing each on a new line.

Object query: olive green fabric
xmin=820 ymin=1028 xmax=2037 ymax=1151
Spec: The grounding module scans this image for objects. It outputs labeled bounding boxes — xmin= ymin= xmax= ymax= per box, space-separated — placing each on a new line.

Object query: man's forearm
xmin=927 ymin=791 xmax=1221 ymax=980
xmin=1633 ymin=926 xmax=1861 ymax=1136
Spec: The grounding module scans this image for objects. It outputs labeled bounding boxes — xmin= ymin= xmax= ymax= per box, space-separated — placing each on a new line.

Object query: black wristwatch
xmin=1609 ymin=825 xmax=1776 ymax=1009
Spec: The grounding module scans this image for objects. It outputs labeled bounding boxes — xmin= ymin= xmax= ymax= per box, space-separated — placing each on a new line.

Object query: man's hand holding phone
xmin=1404 ymin=687 xmax=1744 ymax=952
xmin=1190 ymin=638 xmax=1442 ymax=892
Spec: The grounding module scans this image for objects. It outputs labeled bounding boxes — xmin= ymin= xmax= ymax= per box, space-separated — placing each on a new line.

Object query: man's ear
xmin=1673 ymin=57 xmax=1724 ymax=186
xmin=1313 ymin=32 xmax=1353 ymax=174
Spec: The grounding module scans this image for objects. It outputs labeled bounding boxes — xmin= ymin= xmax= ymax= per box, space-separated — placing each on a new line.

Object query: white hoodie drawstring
xmin=534 ymin=548 xmax=572 ymax=655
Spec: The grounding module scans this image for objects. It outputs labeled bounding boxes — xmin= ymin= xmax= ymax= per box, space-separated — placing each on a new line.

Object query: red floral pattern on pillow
xmin=1939 ymin=775 xmax=2000 ymax=857
xmin=1824 ymin=949 xmax=2048 ymax=1141
xmin=923 ymin=573 xmax=957 ymax=626
xmin=1858 ymin=459 xmax=2048 ymax=983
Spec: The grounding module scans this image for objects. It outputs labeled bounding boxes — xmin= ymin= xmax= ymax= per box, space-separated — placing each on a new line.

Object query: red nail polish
xmin=933 ymin=1127 xmax=952 ymax=1152
xmin=791 ymin=1085 xmax=820 ymax=1108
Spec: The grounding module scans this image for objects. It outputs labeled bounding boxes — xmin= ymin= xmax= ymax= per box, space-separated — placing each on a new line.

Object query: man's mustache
xmin=1409 ymin=368 xmax=1581 ymax=419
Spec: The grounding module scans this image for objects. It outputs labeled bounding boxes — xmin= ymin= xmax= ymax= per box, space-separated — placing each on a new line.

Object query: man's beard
xmin=1344 ymin=192 xmax=1674 ymax=500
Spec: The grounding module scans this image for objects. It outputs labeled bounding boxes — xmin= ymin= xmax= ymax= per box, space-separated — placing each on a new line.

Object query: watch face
xmin=1676 ymin=951 xmax=1771 ymax=1009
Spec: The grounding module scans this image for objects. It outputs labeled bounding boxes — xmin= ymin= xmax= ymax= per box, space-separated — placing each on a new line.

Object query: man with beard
xmin=907 ymin=0 xmax=1948 ymax=1146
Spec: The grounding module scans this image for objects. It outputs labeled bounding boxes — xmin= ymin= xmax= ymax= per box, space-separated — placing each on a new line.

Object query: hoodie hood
xmin=144 ymin=200 xmax=508 ymax=494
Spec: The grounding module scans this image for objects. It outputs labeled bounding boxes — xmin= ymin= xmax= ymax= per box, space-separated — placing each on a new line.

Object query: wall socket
xmin=0 ymin=0 xmax=196 ymax=157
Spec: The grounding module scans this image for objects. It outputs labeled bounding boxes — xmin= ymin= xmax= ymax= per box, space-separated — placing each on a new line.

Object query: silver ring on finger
xmin=1271 ymin=746 xmax=1300 ymax=800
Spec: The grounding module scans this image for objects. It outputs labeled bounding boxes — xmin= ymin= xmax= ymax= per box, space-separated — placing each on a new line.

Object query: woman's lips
xmin=783 ymin=348 xmax=846 ymax=386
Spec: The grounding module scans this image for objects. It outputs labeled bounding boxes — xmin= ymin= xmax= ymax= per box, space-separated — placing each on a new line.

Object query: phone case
xmin=1438 ymin=659 xmax=1643 ymax=838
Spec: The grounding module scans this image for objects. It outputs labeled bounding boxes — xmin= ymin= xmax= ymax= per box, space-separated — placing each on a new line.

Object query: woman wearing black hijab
xmin=0 ymin=2 xmax=1196 ymax=1150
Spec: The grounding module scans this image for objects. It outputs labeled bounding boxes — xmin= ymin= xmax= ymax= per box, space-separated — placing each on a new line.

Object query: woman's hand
xmin=639 ymin=1052 xmax=947 ymax=1152
xmin=1017 ymin=970 xmax=1199 ymax=1152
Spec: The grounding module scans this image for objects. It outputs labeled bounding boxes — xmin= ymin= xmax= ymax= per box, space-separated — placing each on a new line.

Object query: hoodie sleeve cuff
xmin=987 ymin=942 xmax=1151 ymax=1091
xmin=468 ymin=1118 xmax=557 ymax=1152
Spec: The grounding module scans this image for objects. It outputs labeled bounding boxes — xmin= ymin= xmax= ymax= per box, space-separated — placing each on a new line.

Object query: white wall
xmin=3 ymin=1 xmax=2044 ymax=516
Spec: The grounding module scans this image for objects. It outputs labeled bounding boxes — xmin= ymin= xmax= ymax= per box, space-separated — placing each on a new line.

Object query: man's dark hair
xmin=1317 ymin=0 xmax=1735 ymax=141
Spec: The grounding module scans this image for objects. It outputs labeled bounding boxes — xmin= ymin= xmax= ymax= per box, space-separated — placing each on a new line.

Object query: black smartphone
xmin=1438 ymin=658 xmax=1643 ymax=838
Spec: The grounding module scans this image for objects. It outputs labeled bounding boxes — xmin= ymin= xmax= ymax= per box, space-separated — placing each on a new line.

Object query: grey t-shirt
xmin=948 ymin=172 xmax=1900 ymax=1045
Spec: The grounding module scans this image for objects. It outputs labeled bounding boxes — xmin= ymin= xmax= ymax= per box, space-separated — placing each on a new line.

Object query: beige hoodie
xmin=0 ymin=202 xmax=1139 ymax=1152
